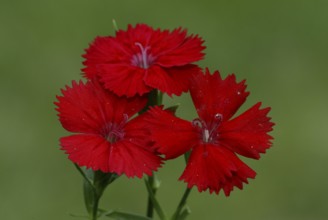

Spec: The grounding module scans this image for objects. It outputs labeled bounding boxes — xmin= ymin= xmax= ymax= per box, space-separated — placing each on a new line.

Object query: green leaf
xmin=74 ymin=164 xmax=120 ymax=218
xmin=83 ymin=177 xmax=97 ymax=215
xmin=104 ymin=210 xmax=152 ymax=220
xmin=73 ymin=164 xmax=96 ymax=216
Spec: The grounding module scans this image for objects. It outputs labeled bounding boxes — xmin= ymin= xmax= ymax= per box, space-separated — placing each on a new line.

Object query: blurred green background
xmin=1 ymin=0 xmax=328 ymax=219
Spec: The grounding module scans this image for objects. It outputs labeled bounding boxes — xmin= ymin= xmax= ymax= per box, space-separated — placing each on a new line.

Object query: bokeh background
xmin=1 ymin=0 xmax=328 ymax=219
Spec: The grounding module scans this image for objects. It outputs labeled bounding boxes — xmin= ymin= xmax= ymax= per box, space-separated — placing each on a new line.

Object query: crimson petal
xmin=190 ymin=69 xmax=249 ymax=123
xmin=55 ymin=80 xmax=147 ymax=133
xmin=82 ymin=23 xmax=205 ymax=97
xmin=82 ymin=36 xmax=133 ymax=79
xmin=146 ymin=106 xmax=199 ymax=159
xmin=154 ymin=31 xmax=205 ymax=67
xmin=179 ymin=144 xmax=256 ymax=196
xmin=55 ymin=80 xmax=111 ymax=134
xmin=108 ymin=140 xmax=162 ymax=178
xmin=60 ymin=134 xmax=111 ymax=172
xmin=124 ymin=112 xmax=156 ymax=151
xmin=60 ymin=134 xmax=162 ymax=177
xmin=219 ymin=102 xmax=274 ymax=159
xmin=100 ymin=64 xmax=152 ymax=97
xmin=145 ymin=65 xmax=201 ymax=96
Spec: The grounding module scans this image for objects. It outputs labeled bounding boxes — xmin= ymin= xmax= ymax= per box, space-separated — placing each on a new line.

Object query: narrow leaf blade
xmin=105 ymin=210 xmax=152 ymax=220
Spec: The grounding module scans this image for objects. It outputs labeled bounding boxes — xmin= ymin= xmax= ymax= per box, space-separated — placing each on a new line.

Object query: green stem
xmin=146 ymin=173 xmax=161 ymax=218
xmin=141 ymin=90 xmax=162 ymax=218
xmin=144 ymin=178 xmax=166 ymax=220
xmin=142 ymin=89 xmax=161 ymax=111
xmin=92 ymin=197 xmax=100 ymax=220
xmin=171 ymin=188 xmax=192 ymax=220
xmin=146 ymin=175 xmax=155 ymax=218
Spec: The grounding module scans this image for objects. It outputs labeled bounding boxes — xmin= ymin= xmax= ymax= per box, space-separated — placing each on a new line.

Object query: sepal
xmin=74 ymin=164 xmax=119 ymax=218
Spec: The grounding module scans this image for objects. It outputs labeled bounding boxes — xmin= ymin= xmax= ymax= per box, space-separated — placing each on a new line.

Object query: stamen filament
xmin=192 ymin=113 xmax=223 ymax=143
xmin=135 ymin=42 xmax=150 ymax=69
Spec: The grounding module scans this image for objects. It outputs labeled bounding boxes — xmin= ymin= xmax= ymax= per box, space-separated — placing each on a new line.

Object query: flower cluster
xmin=56 ymin=23 xmax=274 ymax=196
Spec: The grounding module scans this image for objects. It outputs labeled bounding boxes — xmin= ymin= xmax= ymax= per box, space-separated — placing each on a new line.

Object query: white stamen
xmin=204 ymin=129 xmax=210 ymax=142
xmin=135 ymin=42 xmax=150 ymax=69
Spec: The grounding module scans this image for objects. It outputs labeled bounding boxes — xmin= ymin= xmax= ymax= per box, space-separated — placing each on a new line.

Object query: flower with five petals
xmin=82 ymin=24 xmax=205 ymax=97
xmin=55 ymin=80 xmax=162 ymax=177
xmin=146 ymin=69 xmax=274 ymax=195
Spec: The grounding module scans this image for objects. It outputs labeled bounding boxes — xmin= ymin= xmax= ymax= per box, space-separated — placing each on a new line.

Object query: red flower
xmin=55 ymin=80 xmax=162 ymax=177
xmin=146 ymin=69 xmax=274 ymax=195
xmin=82 ymin=24 xmax=205 ymax=97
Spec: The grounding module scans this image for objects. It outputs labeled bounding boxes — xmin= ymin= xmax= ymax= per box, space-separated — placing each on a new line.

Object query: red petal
xmin=99 ymin=64 xmax=152 ymax=97
xmin=108 ymin=140 xmax=162 ymax=178
xmin=60 ymin=134 xmax=162 ymax=177
xmin=60 ymin=134 xmax=111 ymax=172
xmin=179 ymin=144 xmax=256 ymax=196
xmin=124 ymin=113 xmax=155 ymax=152
xmin=116 ymin=24 xmax=155 ymax=49
xmin=190 ymin=69 xmax=249 ymax=123
xmin=116 ymin=24 xmax=205 ymax=67
xmin=219 ymin=103 xmax=274 ymax=159
xmin=55 ymin=80 xmax=147 ymax=133
xmin=146 ymin=106 xmax=199 ymax=159
xmin=82 ymin=36 xmax=133 ymax=79
xmin=82 ymin=24 xmax=205 ymax=97
xmin=153 ymin=30 xmax=205 ymax=67
xmin=145 ymin=64 xmax=201 ymax=96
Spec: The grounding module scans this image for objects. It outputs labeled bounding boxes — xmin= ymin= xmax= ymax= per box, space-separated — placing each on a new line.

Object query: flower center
xmin=131 ymin=42 xmax=155 ymax=69
xmin=101 ymin=114 xmax=128 ymax=143
xmin=192 ymin=113 xmax=223 ymax=143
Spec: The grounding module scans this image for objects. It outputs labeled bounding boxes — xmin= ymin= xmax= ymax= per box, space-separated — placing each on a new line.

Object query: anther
xmin=192 ymin=118 xmax=204 ymax=128
xmin=214 ymin=113 xmax=222 ymax=121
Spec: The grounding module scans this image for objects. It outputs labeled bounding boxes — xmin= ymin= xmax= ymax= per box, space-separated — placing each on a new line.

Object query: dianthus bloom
xmin=55 ymin=80 xmax=162 ymax=177
xmin=82 ymin=24 xmax=205 ymax=97
xmin=146 ymin=69 xmax=274 ymax=195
